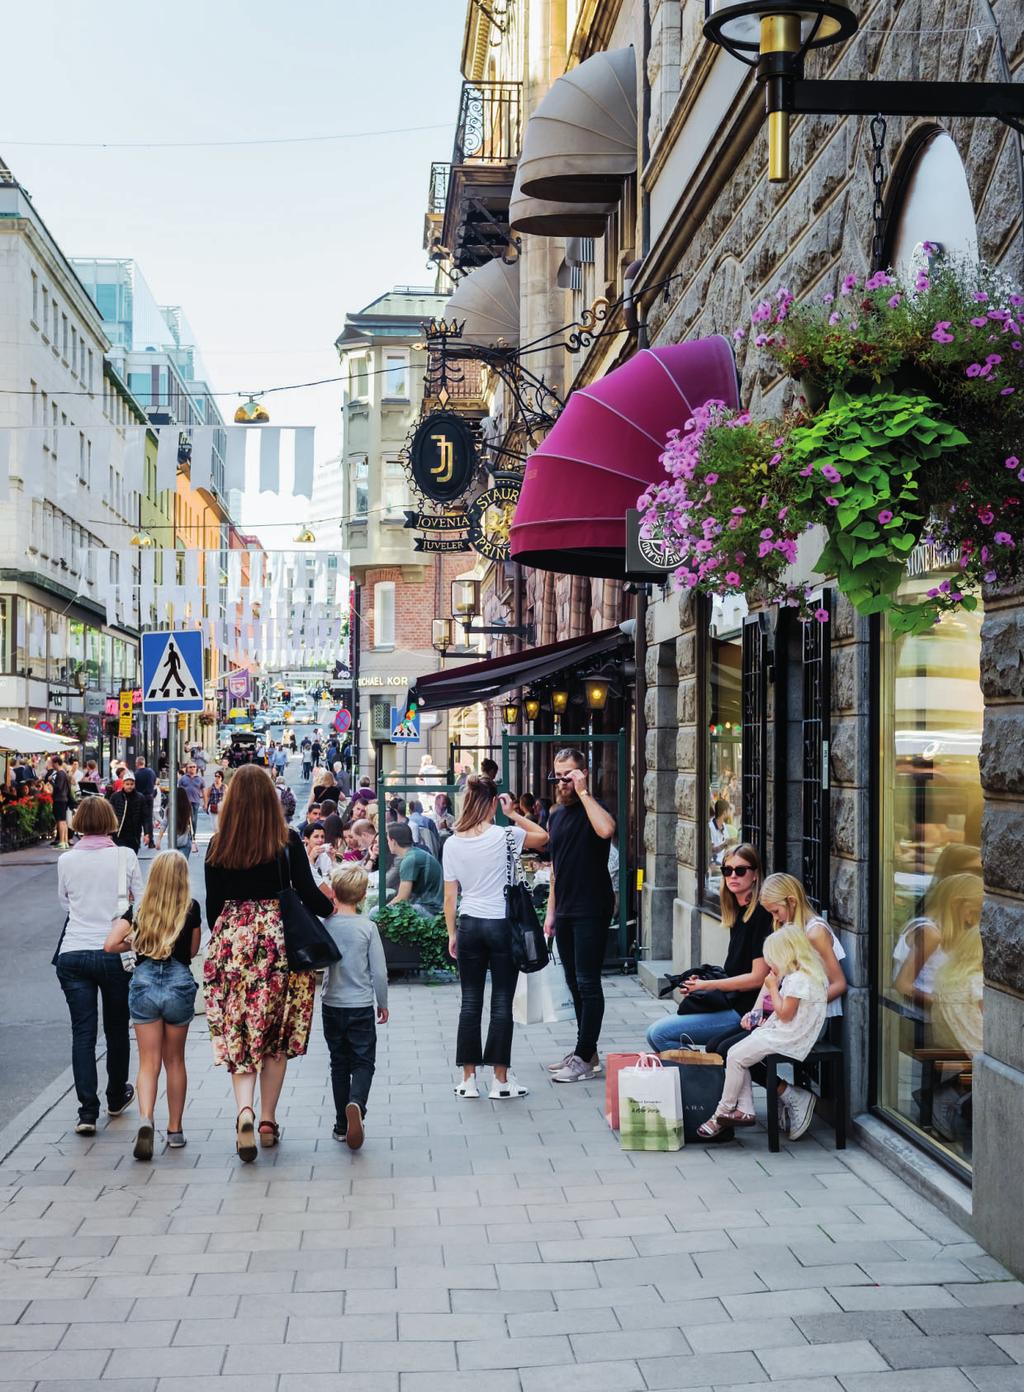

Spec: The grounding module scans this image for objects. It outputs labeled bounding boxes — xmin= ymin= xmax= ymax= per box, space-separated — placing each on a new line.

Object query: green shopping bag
xmin=618 ymin=1054 xmax=684 ymax=1152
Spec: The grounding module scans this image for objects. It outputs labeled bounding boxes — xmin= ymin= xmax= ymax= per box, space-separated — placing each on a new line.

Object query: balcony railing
xmin=427 ymin=161 xmax=450 ymax=216
xmin=452 ymin=81 xmax=521 ymax=166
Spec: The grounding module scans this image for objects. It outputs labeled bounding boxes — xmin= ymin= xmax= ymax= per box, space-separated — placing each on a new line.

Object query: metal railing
xmin=427 ymin=161 xmax=450 ymax=216
xmin=452 ymin=80 xmax=521 ymax=166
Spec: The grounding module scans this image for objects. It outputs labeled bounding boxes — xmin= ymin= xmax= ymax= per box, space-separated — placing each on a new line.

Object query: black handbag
xmin=503 ymin=830 xmax=549 ymax=974
xmin=277 ymin=849 xmax=341 ymax=973
xmin=659 ymin=963 xmax=733 ymax=1015
xmin=658 ymin=1043 xmax=728 ymax=1143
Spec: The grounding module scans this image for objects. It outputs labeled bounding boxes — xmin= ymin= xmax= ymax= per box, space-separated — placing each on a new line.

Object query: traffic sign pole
xmin=167 ymin=712 xmax=178 ymax=850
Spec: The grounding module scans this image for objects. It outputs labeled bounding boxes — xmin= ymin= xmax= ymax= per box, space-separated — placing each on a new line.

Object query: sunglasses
xmin=723 ymin=864 xmax=753 ymax=879
xmin=547 ymin=773 xmax=576 ymax=783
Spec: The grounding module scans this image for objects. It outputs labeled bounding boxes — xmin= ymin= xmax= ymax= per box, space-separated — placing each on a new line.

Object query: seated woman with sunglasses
xmin=645 ymin=845 xmax=772 ymax=1053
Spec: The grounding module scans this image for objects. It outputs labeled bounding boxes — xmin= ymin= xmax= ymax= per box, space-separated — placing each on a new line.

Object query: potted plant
xmin=373 ymin=902 xmax=454 ymax=975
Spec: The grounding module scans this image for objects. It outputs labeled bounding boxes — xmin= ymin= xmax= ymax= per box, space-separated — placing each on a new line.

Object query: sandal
xmin=716 ymin=1108 xmax=757 ymax=1128
xmin=236 ymin=1107 xmax=257 ymax=1163
xmin=258 ymin=1120 xmax=280 ymax=1149
xmin=697 ymin=1114 xmax=735 ymax=1140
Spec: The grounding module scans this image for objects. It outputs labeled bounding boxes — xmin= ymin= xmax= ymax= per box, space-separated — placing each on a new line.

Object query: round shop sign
xmin=409 ymin=411 xmax=478 ymax=504
xmin=467 ymin=478 xmax=522 ymax=563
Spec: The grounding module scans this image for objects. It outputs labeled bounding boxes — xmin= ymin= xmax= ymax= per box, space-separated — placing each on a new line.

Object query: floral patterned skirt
xmin=203 ymin=898 xmax=315 ymax=1074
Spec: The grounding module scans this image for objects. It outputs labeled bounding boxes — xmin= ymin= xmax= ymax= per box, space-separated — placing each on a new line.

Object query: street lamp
xmin=703 ymin=0 xmax=1024 ymax=184
xmin=524 ymin=696 xmax=541 ymax=723
xmin=584 ymin=678 xmax=609 ymax=713
xmin=432 ymin=618 xmax=453 ymax=654
xmin=293 ymin=526 xmax=316 ymax=544
xmin=502 ymin=700 xmax=520 ymax=727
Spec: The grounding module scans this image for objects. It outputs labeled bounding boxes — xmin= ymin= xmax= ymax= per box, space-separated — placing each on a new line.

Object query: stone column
xmin=973 ymin=595 xmax=1024 ymax=1279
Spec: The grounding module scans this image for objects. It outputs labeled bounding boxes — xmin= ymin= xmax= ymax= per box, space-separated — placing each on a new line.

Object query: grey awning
xmin=509 ymin=163 xmax=614 ymax=238
xmin=517 ymin=47 xmax=638 ymax=204
xmin=444 ymin=257 xmax=520 ymax=347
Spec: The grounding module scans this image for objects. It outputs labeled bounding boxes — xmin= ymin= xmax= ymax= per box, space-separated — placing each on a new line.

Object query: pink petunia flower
xmin=821 ymin=464 xmax=842 ymax=483
xmin=814 ymin=607 xmax=829 ymax=623
xmin=878 ymin=509 xmax=893 ymax=524
xmin=725 ymin=571 xmax=740 ymax=586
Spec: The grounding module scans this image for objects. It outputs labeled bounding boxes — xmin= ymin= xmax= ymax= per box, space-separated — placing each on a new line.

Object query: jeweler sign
xmin=404 ymin=509 xmax=472 ymax=552
xmin=408 ymin=411 xmax=478 ymax=503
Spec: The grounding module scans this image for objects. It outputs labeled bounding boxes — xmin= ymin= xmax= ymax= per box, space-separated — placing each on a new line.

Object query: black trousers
xmin=322 ymin=1004 xmax=377 ymax=1122
xmin=139 ymin=795 xmax=154 ymax=844
xmin=554 ymin=915 xmax=607 ymax=1060
xmin=55 ymin=950 xmax=131 ymax=1122
xmin=456 ymin=915 xmax=518 ymax=1068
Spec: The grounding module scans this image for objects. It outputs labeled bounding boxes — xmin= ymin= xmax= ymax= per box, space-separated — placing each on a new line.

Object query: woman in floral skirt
xmin=204 ymin=764 xmax=332 ymax=1161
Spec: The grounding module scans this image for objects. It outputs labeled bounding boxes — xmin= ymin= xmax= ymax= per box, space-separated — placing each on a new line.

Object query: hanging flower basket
xmin=638 ymin=258 xmax=1024 ymax=634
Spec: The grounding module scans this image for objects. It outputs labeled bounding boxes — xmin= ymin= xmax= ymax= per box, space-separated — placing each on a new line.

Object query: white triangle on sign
xmin=145 ymin=635 xmax=200 ymax=702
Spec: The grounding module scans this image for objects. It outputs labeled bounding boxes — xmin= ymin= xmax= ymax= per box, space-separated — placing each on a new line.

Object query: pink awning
xmin=510 ymin=335 xmax=740 ymax=578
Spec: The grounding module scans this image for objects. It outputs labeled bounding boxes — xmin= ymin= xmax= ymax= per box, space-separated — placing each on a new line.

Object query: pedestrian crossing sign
xmin=141 ymin=630 xmax=205 ymax=713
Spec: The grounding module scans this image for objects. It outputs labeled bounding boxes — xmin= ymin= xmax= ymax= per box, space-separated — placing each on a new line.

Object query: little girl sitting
xmin=697 ymin=922 xmax=827 ymax=1138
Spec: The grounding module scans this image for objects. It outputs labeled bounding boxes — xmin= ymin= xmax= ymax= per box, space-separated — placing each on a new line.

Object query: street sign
xmin=34 ymin=719 xmax=54 ymax=733
xmin=333 ymin=708 xmax=352 ymax=734
xmin=141 ymin=630 xmax=205 ymax=713
xmin=118 ymin=690 xmax=133 ymax=738
xmin=390 ymin=707 xmax=420 ymax=743
xmin=227 ymin=669 xmax=251 ymax=700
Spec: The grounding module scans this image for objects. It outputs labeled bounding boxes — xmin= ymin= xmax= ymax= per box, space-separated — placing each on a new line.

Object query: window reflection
xmin=879 ymin=573 xmax=983 ymax=1168
xmin=705 ymin=597 xmax=746 ymax=899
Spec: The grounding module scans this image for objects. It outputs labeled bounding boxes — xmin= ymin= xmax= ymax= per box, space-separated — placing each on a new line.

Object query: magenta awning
xmin=510 ymin=335 xmax=740 ymax=578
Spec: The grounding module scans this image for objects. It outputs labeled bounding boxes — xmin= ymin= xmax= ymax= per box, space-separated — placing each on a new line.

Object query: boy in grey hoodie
xmin=322 ymin=865 xmax=389 ymax=1150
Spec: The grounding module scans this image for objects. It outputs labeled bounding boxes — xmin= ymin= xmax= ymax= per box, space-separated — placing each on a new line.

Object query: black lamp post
xmin=703 ymin=0 xmax=1024 ymax=183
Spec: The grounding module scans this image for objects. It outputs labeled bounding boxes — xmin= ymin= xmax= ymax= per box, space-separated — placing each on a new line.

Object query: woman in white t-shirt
xmin=442 ymin=774 xmax=548 ymax=1100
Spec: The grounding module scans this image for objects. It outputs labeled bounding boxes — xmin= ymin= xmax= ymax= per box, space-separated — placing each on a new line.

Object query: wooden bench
xmin=764 ymin=1025 xmax=846 ymax=1154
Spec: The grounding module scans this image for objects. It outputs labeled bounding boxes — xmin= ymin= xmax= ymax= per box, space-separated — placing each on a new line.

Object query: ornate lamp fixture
xmin=432 ymin=618 xmax=453 ymax=653
xmin=584 ymin=677 xmax=610 ymax=712
xmin=703 ymin=0 xmax=1024 ymax=183
xmin=502 ymin=700 xmax=520 ymax=727
xmin=524 ymin=695 xmax=541 ymax=722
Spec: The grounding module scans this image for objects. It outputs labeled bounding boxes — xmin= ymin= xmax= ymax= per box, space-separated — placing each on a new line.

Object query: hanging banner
xmin=413 ymin=535 xmax=472 ymax=553
xmin=404 ymin=510 xmax=470 ymax=531
xmin=227 ymin=669 xmax=251 ymax=700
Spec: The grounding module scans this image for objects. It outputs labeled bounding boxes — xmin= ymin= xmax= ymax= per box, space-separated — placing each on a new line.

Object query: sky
xmin=1 ymin=0 xmax=467 ymax=546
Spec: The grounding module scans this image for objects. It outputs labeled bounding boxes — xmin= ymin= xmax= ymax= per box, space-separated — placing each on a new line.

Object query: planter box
xmin=379 ymin=932 xmax=423 ymax=972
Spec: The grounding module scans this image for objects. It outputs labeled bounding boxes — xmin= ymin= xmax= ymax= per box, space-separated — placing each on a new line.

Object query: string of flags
xmin=0 ymin=424 xmax=318 ymax=502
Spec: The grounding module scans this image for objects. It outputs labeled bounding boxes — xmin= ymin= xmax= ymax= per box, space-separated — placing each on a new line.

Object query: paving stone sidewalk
xmin=1 ymin=974 xmax=1023 ymax=1391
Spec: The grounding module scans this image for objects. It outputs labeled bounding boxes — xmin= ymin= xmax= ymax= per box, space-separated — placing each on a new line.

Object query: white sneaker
xmin=454 ymin=1078 xmax=480 ymax=1098
xmin=489 ymin=1077 xmax=529 ymax=1099
xmin=547 ymin=1051 xmax=601 ymax=1074
xmin=777 ymin=1097 xmax=790 ymax=1136
xmin=784 ymin=1085 xmax=817 ymax=1140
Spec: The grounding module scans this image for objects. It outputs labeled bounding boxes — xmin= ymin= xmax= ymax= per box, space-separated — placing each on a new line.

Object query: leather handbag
xmin=277 ymin=849 xmax=341 ymax=973
xmin=503 ymin=830 xmax=549 ymax=975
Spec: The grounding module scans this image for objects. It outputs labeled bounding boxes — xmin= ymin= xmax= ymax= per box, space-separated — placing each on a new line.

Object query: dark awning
xmin=510 ymin=335 xmax=740 ymax=579
xmin=409 ymin=625 xmax=632 ymax=713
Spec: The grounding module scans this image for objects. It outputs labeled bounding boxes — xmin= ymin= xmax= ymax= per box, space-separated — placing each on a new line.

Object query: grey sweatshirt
xmin=321 ymin=912 xmax=388 ymax=1011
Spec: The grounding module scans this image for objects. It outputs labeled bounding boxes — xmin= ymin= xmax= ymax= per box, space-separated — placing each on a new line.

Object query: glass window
xmin=705 ymin=606 xmax=745 ymax=900
xmin=373 ymin=581 xmax=395 ymax=648
xmin=383 ymin=458 xmax=406 ymax=515
xmin=348 ymin=356 xmax=369 ymax=401
xmin=351 ymin=457 xmax=369 ymax=517
xmin=383 ymin=351 xmax=409 ymax=399
xmin=31 ymin=271 xmax=38 ymax=325
xmin=877 ymin=560 xmax=983 ymax=1173
xmin=62 ymin=313 xmax=69 ymax=360
xmin=0 ymin=597 xmax=13 ymax=674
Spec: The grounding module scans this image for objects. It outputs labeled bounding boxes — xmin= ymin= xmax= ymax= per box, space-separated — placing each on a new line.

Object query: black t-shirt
xmin=133 ymin=766 xmax=156 ymax=797
xmin=548 ymin=798 xmax=615 ymax=920
xmin=138 ymin=899 xmax=201 ymax=967
xmin=722 ymin=901 xmax=773 ymax=1013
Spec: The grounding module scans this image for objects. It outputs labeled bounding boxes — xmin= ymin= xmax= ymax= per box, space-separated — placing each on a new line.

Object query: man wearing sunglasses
xmin=544 ymin=749 xmax=616 ymax=1084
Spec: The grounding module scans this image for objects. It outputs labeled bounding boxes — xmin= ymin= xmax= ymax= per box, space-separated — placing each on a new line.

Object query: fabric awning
xmin=509 ymin=164 xmax=615 ymax=238
xmin=445 ymin=257 xmax=520 ymax=347
xmin=0 ymin=721 xmax=78 ymax=754
xmin=510 ymin=335 xmax=740 ymax=578
xmin=409 ymin=625 xmax=632 ymax=713
xmin=517 ymin=47 xmax=638 ymax=205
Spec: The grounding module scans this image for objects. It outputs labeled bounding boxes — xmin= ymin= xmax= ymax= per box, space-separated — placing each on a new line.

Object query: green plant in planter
xmin=788 ymin=393 xmax=970 ymax=632
xmin=374 ymin=902 xmax=455 ymax=974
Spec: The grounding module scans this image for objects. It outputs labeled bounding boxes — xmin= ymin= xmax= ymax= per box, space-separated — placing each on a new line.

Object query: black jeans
xmin=55 ymin=951 xmax=132 ymax=1122
xmin=322 ymin=1004 xmax=377 ymax=1123
xmin=555 ymin=915 xmax=607 ymax=1061
xmin=456 ymin=915 xmax=519 ymax=1068
xmin=139 ymin=795 xmax=154 ymax=844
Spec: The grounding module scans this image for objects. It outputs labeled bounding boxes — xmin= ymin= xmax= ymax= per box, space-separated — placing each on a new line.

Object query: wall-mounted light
xmin=130 ymin=529 xmax=155 ymax=548
xmin=502 ymin=700 xmax=520 ymax=727
xmin=584 ymin=678 xmax=609 ymax=712
xmin=432 ymin=618 xmax=453 ymax=653
xmin=551 ymin=688 xmax=569 ymax=716
xmin=524 ymin=696 xmax=541 ymax=722
xmin=451 ymin=577 xmax=481 ymax=619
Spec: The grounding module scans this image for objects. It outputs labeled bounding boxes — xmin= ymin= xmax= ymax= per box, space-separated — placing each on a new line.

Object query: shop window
xmin=876 ymin=562 xmax=983 ymax=1174
xmin=373 ymin=581 xmax=395 ymax=649
xmin=705 ymin=596 xmax=747 ymax=899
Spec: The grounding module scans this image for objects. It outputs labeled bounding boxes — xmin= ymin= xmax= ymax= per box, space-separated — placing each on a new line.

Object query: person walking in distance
xmin=545 ymin=749 xmax=617 ymax=1083
xmin=178 ymin=762 xmax=205 ymax=838
xmin=133 ymin=757 xmax=157 ymax=848
xmin=47 ymin=755 xmax=72 ymax=850
xmin=108 ymin=772 xmax=145 ymax=854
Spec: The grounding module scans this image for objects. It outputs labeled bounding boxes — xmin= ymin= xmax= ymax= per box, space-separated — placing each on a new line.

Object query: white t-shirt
xmin=757 ymin=969 xmax=827 ymax=1061
xmin=442 ymin=824 xmax=527 ymax=919
xmin=57 ymin=841 xmax=144 ymax=953
xmin=806 ymin=915 xmax=847 ymax=1018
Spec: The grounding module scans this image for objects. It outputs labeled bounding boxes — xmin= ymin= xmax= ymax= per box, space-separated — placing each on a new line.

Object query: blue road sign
xmin=141 ymin=630 xmax=205 ymax=713
xmin=390 ymin=708 xmax=420 ymax=742
xmin=333 ymin=708 xmax=352 ymax=734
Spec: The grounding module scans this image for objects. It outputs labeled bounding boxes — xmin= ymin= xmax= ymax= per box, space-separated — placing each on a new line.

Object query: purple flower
xmin=927 ymin=587 xmax=940 ymax=598
xmin=821 ymin=464 xmax=842 ymax=483
xmin=760 ymin=528 xmax=774 ymax=540
xmin=915 ymin=272 xmax=931 ymax=291
xmin=878 ymin=509 xmax=893 ymax=524
xmin=987 ymin=354 xmax=1003 ymax=366
xmin=704 ymin=473 xmax=719 ymax=485
xmin=752 ymin=300 xmax=773 ymax=324
xmin=1012 ymin=294 xmax=1024 ymax=308
xmin=769 ymin=453 xmax=782 ymax=467
xmin=822 ymin=292 xmax=835 ymax=305
xmin=1002 ymin=387 xmax=1016 ymax=395
xmin=985 ymin=571 xmax=998 ymax=583
xmin=865 ymin=271 xmax=892 ymax=290
xmin=931 ymin=321 xmax=954 ymax=344
xmin=758 ymin=542 xmax=774 ymax=558
xmin=800 ymin=463 xmax=814 ymax=477
xmin=825 ymin=496 xmax=840 ymax=507
xmin=971 ymin=317 xmax=988 ymax=328
xmin=979 ymin=509 xmax=995 ymax=525
xmin=972 ymin=291 xmax=989 ymax=303
xmin=828 ymin=312 xmax=841 ymax=326
xmin=731 ymin=505 xmax=746 ymax=515
xmin=725 ymin=571 xmax=740 ymax=586
xmin=995 ymin=532 xmax=1014 ymax=545
xmin=841 ymin=275 xmax=858 ymax=295
xmin=733 ymin=328 xmax=746 ymax=342
xmin=966 ymin=363 xmax=982 ymax=378
xmin=887 ymin=295 xmax=902 ymax=309
xmin=814 ymin=607 xmax=829 ymax=623
xmin=1006 ymin=456 xmax=1020 ymax=470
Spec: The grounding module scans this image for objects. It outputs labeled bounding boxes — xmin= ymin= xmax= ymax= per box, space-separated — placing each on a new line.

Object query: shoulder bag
xmin=503 ymin=829 xmax=549 ymax=975
xmin=277 ymin=846 xmax=341 ymax=973
xmin=116 ymin=847 xmax=136 ymax=972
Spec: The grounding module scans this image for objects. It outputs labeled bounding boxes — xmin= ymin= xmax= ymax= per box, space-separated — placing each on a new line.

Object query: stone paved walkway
xmin=2 ymin=975 xmax=1023 ymax=1391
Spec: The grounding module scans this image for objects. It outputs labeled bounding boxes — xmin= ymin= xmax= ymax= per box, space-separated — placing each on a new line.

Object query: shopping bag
xmin=512 ymin=961 xmax=558 ymax=1026
xmin=618 ymin=1054 xmax=684 ymax=1152
xmin=604 ymin=1052 xmax=641 ymax=1130
xmin=659 ymin=1049 xmax=727 ymax=1143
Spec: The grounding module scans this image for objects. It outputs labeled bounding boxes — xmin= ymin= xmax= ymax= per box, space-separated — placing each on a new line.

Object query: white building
xmin=0 ymin=168 xmax=141 ymax=736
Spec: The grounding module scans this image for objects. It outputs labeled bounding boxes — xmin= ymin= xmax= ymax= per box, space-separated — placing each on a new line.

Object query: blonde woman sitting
xmin=105 ymin=851 xmax=202 ymax=1160
xmin=698 ymin=923 xmax=828 ymax=1138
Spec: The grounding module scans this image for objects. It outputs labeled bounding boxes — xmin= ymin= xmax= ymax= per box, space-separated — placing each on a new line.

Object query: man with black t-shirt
xmin=544 ymin=748 xmax=616 ymax=1083
xmin=47 ymin=756 xmax=72 ymax=850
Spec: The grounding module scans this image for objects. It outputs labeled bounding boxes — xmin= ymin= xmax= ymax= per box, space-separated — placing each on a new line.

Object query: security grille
xmin=741 ymin=615 xmax=769 ymax=862
xmin=370 ymin=699 xmax=392 ymax=739
xmin=802 ymin=592 xmax=832 ymax=911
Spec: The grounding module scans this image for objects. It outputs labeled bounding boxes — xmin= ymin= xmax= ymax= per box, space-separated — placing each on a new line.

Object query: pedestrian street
xmin=1 ymin=972 xmax=1021 ymax=1391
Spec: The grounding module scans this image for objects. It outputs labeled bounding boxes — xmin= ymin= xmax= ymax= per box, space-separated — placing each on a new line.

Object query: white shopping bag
xmin=513 ymin=961 xmax=558 ymax=1025
xmin=618 ymin=1053 xmax=684 ymax=1151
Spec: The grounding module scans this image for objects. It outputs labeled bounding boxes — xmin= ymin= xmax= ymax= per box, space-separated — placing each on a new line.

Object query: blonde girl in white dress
xmin=698 ymin=924 xmax=828 ymax=1137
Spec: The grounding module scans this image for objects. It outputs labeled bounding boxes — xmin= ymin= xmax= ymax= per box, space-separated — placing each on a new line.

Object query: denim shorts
xmin=129 ymin=957 xmax=197 ymax=1026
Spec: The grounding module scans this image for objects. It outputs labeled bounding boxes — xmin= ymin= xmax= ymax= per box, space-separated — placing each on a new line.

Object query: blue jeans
xmin=322 ymin=1004 xmax=377 ymax=1122
xmin=129 ymin=958 xmax=198 ymax=1026
xmin=646 ymin=1007 xmax=742 ymax=1053
xmin=55 ymin=950 xmax=132 ymax=1122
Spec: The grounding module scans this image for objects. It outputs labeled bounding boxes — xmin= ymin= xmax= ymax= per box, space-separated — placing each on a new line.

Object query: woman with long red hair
xmin=204 ymin=765 xmax=331 ymax=1161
